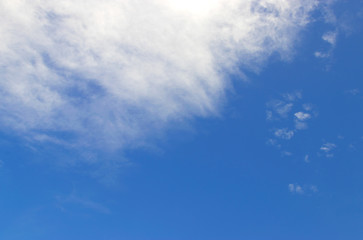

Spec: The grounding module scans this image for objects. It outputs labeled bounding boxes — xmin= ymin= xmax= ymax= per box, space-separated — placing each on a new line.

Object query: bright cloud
xmin=294 ymin=112 xmax=311 ymax=121
xmin=294 ymin=111 xmax=312 ymax=129
xmin=166 ymin=0 xmax=220 ymax=15
xmin=0 ymin=0 xmax=320 ymax=149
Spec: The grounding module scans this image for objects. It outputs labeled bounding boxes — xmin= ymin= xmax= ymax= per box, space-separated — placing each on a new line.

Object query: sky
xmin=0 ymin=0 xmax=363 ymax=239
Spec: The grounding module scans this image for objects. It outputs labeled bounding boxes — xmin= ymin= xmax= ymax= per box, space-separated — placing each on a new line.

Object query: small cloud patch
xmin=274 ymin=128 xmax=295 ymax=140
xmin=294 ymin=112 xmax=311 ymax=121
xmin=289 ymin=184 xmax=318 ymax=195
xmin=320 ymin=142 xmax=336 ymax=157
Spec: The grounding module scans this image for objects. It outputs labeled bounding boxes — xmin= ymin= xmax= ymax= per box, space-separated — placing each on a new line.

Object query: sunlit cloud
xmin=0 ymin=0 xmax=320 ymax=149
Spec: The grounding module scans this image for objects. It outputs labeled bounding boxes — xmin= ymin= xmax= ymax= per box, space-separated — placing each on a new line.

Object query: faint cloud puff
xmin=320 ymin=142 xmax=336 ymax=157
xmin=289 ymin=184 xmax=318 ymax=195
xmin=274 ymin=128 xmax=295 ymax=140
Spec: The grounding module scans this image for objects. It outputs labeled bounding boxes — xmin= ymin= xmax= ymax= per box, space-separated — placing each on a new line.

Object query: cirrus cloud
xmin=0 ymin=0 xmax=321 ymax=149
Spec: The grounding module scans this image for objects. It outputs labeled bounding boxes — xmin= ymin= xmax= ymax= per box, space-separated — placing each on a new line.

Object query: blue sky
xmin=1 ymin=0 xmax=363 ymax=239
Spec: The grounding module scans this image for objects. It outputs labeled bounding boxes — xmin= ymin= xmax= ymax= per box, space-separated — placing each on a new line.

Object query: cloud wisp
xmin=0 ymin=0 xmax=320 ymax=149
xmin=288 ymin=183 xmax=318 ymax=195
xmin=320 ymin=142 xmax=336 ymax=157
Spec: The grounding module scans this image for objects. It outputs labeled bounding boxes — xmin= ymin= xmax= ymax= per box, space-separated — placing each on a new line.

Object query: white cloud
xmin=295 ymin=185 xmax=304 ymax=194
xmin=289 ymin=184 xmax=318 ymax=195
xmin=314 ymin=30 xmax=338 ymax=59
xmin=294 ymin=111 xmax=311 ymax=129
xmin=266 ymin=91 xmax=307 ymax=121
xmin=288 ymin=184 xmax=304 ymax=194
xmin=302 ymin=103 xmax=313 ymax=111
xmin=322 ymin=31 xmax=338 ymax=46
xmin=266 ymin=139 xmax=281 ymax=148
xmin=294 ymin=112 xmax=311 ymax=121
xmin=266 ymin=101 xmax=294 ymax=120
xmin=274 ymin=128 xmax=295 ymax=140
xmin=0 ymin=0 xmax=320 ymax=149
xmin=294 ymin=120 xmax=308 ymax=130
xmin=320 ymin=143 xmax=336 ymax=152
xmin=282 ymin=151 xmax=293 ymax=156
xmin=304 ymin=154 xmax=310 ymax=163
xmin=283 ymin=91 xmax=302 ymax=102
xmin=320 ymin=142 xmax=336 ymax=157
xmin=310 ymin=185 xmax=318 ymax=193
xmin=266 ymin=92 xmax=318 ymax=158
xmin=345 ymin=89 xmax=360 ymax=96
xmin=314 ymin=51 xmax=330 ymax=58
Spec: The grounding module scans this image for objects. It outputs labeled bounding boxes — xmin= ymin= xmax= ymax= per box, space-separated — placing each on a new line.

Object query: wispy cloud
xmin=314 ymin=23 xmax=338 ymax=59
xmin=313 ymin=2 xmax=360 ymax=60
xmin=289 ymin=184 xmax=304 ymax=194
xmin=0 ymin=0 xmax=321 ymax=150
xmin=274 ymin=128 xmax=295 ymax=140
xmin=322 ymin=31 xmax=338 ymax=46
xmin=288 ymin=184 xmax=318 ymax=195
xmin=345 ymin=89 xmax=360 ymax=96
xmin=282 ymin=151 xmax=293 ymax=157
xmin=283 ymin=91 xmax=303 ymax=102
xmin=266 ymin=91 xmax=317 ymax=153
xmin=266 ymin=91 xmax=321 ymax=160
xmin=314 ymin=51 xmax=330 ymax=58
xmin=320 ymin=142 xmax=336 ymax=152
xmin=320 ymin=142 xmax=336 ymax=157
xmin=266 ymin=101 xmax=294 ymax=120
xmin=304 ymin=154 xmax=310 ymax=163
xmin=56 ymin=193 xmax=110 ymax=214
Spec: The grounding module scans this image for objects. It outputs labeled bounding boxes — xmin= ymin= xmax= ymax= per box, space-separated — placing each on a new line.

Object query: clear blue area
xmin=1 ymin=2 xmax=363 ymax=240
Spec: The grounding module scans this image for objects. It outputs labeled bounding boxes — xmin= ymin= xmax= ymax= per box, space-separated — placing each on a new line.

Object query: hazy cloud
xmin=56 ymin=193 xmax=110 ymax=214
xmin=266 ymin=101 xmax=294 ymax=120
xmin=345 ymin=89 xmax=360 ymax=96
xmin=283 ymin=91 xmax=302 ymax=102
xmin=275 ymin=128 xmax=295 ymax=140
xmin=322 ymin=31 xmax=338 ymax=46
xmin=282 ymin=151 xmax=293 ymax=156
xmin=314 ymin=51 xmax=331 ymax=58
xmin=304 ymin=154 xmax=310 ymax=163
xmin=289 ymin=184 xmax=304 ymax=194
xmin=289 ymin=183 xmax=318 ymax=195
